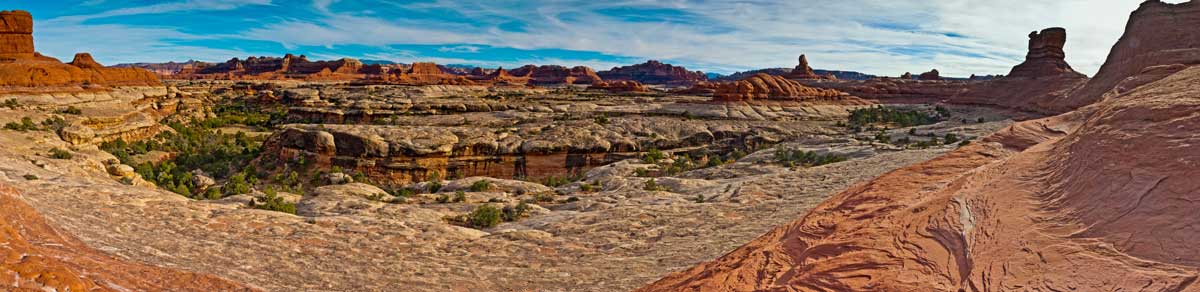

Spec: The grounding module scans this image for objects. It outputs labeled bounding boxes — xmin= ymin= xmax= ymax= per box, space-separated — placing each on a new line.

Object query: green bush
xmin=453 ymin=191 xmax=467 ymax=203
xmin=49 ymin=148 xmax=73 ymax=159
xmin=428 ymin=181 xmax=443 ymax=193
xmin=249 ymin=188 xmax=296 ymax=214
xmin=222 ymin=173 xmax=252 ymax=196
xmin=4 ymin=117 xmax=36 ymax=132
xmin=22 ymin=174 xmax=38 ymax=180
xmin=59 ymin=106 xmax=82 ymax=115
xmin=643 ymin=179 xmax=666 ymax=191
xmin=469 ymin=180 xmax=491 ymax=192
xmin=642 ymin=149 xmax=666 ymax=164
xmin=943 ymin=133 xmax=960 ymax=145
xmin=847 ymin=106 xmax=944 ymax=128
xmin=773 ymin=147 xmax=847 ymax=167
xmin=467 ymin=205 xmax=502 ymax=228
xmin=1 ymin=99 xmax=18 ymax=109
xmin=502 ymin=202 xmax=531 ymax=222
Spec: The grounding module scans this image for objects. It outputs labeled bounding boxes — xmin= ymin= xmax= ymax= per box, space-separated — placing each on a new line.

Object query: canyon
xmin=3 ymin=1 xmax=1200 ymax=292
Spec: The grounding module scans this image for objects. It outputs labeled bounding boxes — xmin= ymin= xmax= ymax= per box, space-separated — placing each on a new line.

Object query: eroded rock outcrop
xmin=509 ymin=65 xmax=602 ymax=84
xmin=597 ymin=60 xmax=707 ymax=85
xmin=918 ymin=69 xmax=941 ymax=80
xmin=787 ymin=54 xmax=828 ymax=79
xmin=950 ymin=27 xmax=1089 ymax=113
xmin=710 ymin=73 xmax=845 ymax=102
xmin=0 ymin=10 xmax=160 ymax=91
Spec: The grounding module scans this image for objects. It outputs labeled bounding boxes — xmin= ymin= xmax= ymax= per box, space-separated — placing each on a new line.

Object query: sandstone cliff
xmin=597 ymin=60 xmax=707 ymax=85
xmin=509 ymin=65 xmax=602 ymax=84
xmin=950 ymin=27 xmax=1089 ymax=114
xmin=589 ymin=80 xmax=649 ymax=93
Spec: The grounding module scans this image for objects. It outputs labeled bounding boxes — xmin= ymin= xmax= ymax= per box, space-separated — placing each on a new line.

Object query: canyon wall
xmin=597 ymin=60 xmax=707 ymax=85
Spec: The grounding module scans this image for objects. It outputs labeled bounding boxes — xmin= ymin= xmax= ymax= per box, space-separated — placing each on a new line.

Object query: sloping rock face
xmin=0 ymin=11 xmax=160 ymax=91
xmin=509 ymin=65 xmax=602 ymax=84
xmin=597 ymin=60 xmax=707 ymax=85
xmin=0 ymin=10 xmax=34 ymax=60
xmin=589 ymin=80 xmax=649 ymax=92
xmin=710 ymin=73 xmax=845 ymax=102
xmin=951 ymin=28 xmax=1090 ymax=113
xmin=0 ymin=184 xmax=256 ymax=291
xmin=1055 ymin=0 xmax=1200 ymax=110
xmin=641 ymin=64 xmax=1200 ymax=292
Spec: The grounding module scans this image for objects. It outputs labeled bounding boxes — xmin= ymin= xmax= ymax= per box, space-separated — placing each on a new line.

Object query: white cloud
xmin=437 ymin=45 xmax=482 ymax=53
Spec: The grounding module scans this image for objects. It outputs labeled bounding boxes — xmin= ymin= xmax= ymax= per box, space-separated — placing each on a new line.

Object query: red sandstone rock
xmin=900 ymin=72 xmax=913 ymax=79
xmin=1008 ymin=28 xmax=1087 ymax=78
xmin=710 ymin=73 xmax=844 ymax=102
xmin=787 ymin=54 xmax=825 ymax=79
xmin=950 ymin=28 xmax=1089 ymax=114
xmin=588 ymin=80 xmax=649 ymax=93
xmin=0 ymin=10 xmax=34 ymax=60
xmin=0 ymin=184 xmax=257 ymax=291
xmin=509 ymin=65 xmax=602 ymax=84
xmin=597 ymin=60 xmax=706 ymax=85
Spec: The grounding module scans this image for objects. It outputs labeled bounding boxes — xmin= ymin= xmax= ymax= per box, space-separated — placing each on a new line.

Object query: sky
xmin=14 ymin=0 xmax=1171 ymax=77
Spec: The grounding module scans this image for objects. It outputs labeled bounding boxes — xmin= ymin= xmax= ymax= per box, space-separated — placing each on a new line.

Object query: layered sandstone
xmin=589 ymin=80 xmax=649 ymax=93
xmin=386 ymin=62 xmax=474 ymax=85
xmin=509 ymin=65 xmax=602 ymax=84
xmin=0 ymin=10 xmax=33 ymax=60
xmin=597 ymin=60 xmax=707 ymax=85
xmin=190 ymin=54 xmax=364 ymax=80
xmin=0 ymin=184 xmax=256 ymax=291
xmin=710 ymin=73 xmax=845 ymax=102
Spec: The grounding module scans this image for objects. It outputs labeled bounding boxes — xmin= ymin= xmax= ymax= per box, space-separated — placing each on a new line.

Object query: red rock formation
xmin=710 ymin=73 xmax=844 ymax=102
xmin=509 ymin=65 xmax=601 ymax=84
xmin=385 ymin=62 xmax=474 ymax=85
xmin=900 ymin=72 xmax=913 ymax=79
xmin=597 ymin=60 xmax=706 ymax=85
xmin=787 ymin=54 xmax=825 ymax=79
xmin=189 ymin=54 xmax=364 ymax=80
xmin=0 ymin=11 xmax=160 ymax=90
xmin=950 ymin=28 xmax=1089 ymax=113
xmin=1054 ymin=0 xmax=1200 ymax=111
xmin=588 ymin=80 xmax=649 ymax=93
xmin=918 ymin=69 xmax=941 ymax=80
xmin=0 ymin=184 xmax=257 ymax=291
xmin=0 ymin=10 xmax=34 ymax=60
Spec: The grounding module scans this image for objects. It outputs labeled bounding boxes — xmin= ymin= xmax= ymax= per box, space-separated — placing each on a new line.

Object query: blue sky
xmin=15 ymin=0 xmax=1158 ymax=76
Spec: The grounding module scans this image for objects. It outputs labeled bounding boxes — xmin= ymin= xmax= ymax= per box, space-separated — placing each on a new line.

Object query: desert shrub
xmin=453 ymin=191 xmax=467 ymax=203
xmin=642 ymin=149 xmax=666 ymax=164
xmin=773 ymin=147 xmax=847 ymax=167
xmin=467 ymin=205 xmax=502 ymax=228
xmin=1 ymin=99 xmax=18 ymax=109
xmin=502 ymin=202 xmax=531 ymax=222
xmin=943 ymin=133 xmax=960 ymax=145
xmin=59 ymin=106 xmax=82 ymax=115
xmin=847 ymin=106 xmax=944 ymax=128
xmin=538 ymin=175 xmax=580 ymax=188
xmin=249 ymin=188 xmax=296 ymax=214
xmin=593 ymin=115 xmax=610 ymax=125
xmin=22 ymin=174 xmax=37 ymax=180
xmin=706 ymin=156 xmax=725 ymax=167
xmin=428 ymin=181 xmax=443 ymax=193
xmin=436 ymin=194 xmax=451 ymax=203
xmin=4 ymin=117 xmax=37 ymax=131
xmin=643 ymin=178 xmax=666 ymax=191
xmin=49 ymin=148 xmax=73 ymax=159
xmin=469 ymin=180 xmax=491 ymax=192
xmin=222 ymin=172 xmax=252 ymax=196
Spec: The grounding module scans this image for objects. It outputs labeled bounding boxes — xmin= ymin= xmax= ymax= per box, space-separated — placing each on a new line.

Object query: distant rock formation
xmin=589 ymin=80 xmax=649 ymax=93
xmin=787 ymin=54 xmax=827 ymax=79
xmin=193 ymin=54 xmax=364 ymax=79
xmin=717 ymin=68 xmax=875 ymax=81
xmin=950 ymin=27 xmax=1089 ymax=113
xmin=1008 ymin=28 xmax=1087 ymax=79
xmin=509 ymin=65 xmax=602 ymax=85
xmin=597 ymin=60 xmax=706 ymax=85
xmin=900 ymin=72 xmax=913 ymax=79
xmin=0 ymin=10 xmax=160 ymax=90
xmin=710 ymin=73 xmax=844 ymax=102
xmin=385 ymin=62 xmax=474 ymax=85
xmin=917 ymin=69 xmax=941 ymax=80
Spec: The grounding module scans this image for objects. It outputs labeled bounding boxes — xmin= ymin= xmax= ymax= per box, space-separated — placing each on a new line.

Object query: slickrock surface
xmin=597 ymin=60 xmax=708 ymax=85
xmin=0 ymin=184 xmax=257 ymax=291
